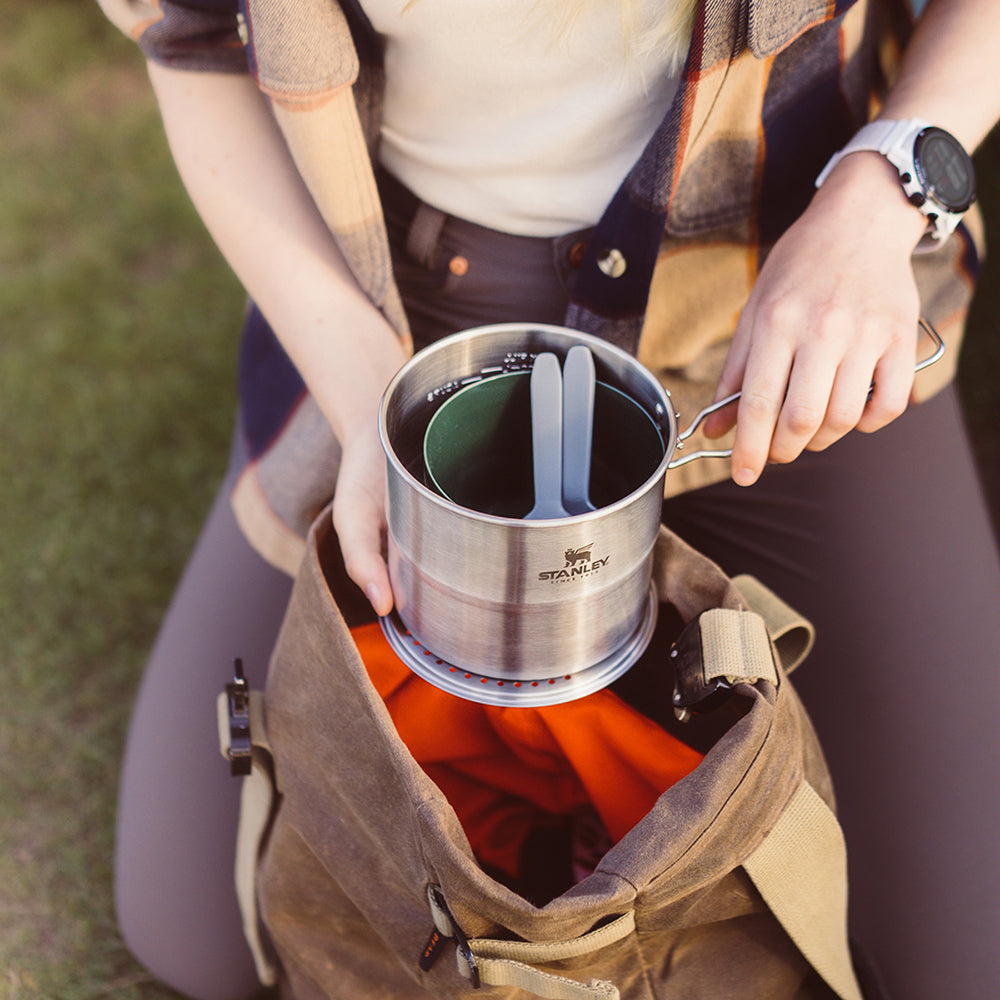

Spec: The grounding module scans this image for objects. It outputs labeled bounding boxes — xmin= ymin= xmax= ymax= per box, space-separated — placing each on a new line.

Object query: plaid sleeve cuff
xmin=95 ymin=0 xmax=247 ymax=73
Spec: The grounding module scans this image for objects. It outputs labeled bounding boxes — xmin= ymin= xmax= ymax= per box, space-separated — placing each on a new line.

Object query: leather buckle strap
xmin=671 ymin=607 xmax=780 ymax=721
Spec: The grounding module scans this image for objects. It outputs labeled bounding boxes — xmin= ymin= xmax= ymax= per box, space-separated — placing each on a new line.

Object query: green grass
xmin=1 ymin=2 xmax=997 ymax=998
xmin=1 ymin=2 xmax=242 ymax=996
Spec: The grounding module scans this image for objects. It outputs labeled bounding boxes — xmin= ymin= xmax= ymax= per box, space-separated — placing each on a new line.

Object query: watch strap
xmin=815 ymin=118 xmax=973 ymax=249
xmin=814 ymin=119 xmax=927 ymax=188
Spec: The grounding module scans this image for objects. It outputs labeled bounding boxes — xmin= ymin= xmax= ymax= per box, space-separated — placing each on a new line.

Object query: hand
xmin=322 ymin=336 xmax=408 ymax=619
xmin=703 ymin=153 xmax=927 ymax=485
xmin=331 ymin=415 xmax=395 ymax=617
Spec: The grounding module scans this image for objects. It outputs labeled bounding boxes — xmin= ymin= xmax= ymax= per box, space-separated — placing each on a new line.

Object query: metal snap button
xmin=596 ymin=248 xmax=626 ymax=278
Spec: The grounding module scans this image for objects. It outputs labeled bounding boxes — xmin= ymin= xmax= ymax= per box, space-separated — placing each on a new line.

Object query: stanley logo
xmin=538 ymin=544 xmax=610 ymax=582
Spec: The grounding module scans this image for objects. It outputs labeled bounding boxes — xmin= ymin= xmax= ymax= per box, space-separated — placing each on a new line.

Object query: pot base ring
xmin=378 ymin=586 xmax=658 ymax=707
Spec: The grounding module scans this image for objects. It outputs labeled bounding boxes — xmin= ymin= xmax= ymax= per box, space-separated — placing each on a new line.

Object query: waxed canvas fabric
xmin=250 ymin=510 xmax=846 ymax=1000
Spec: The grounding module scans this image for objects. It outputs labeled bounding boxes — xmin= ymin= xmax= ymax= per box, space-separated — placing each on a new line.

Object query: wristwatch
xmin=815 ymin=119 xmax=976 ymax=247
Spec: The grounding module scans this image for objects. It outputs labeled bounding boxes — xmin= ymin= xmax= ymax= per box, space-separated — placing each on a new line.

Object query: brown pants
xmin=115 ymin=176 xmax=1000 ymax=999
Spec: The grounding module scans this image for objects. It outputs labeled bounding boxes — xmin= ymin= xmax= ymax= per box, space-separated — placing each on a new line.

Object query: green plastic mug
xmin=423 ymin=371 xmax=665 ymax=518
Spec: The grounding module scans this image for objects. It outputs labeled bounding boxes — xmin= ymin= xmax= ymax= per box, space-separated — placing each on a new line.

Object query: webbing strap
xmin=743 ymin=782 xmax=863 ymax=1000
xmin=235 ymin=748 xmax=279 ymax=987
xmin=428 ymin=889 xmax=632 ymax=1000
xmin=469 ymin=911 xmax=636 ymax=964
xmin=732 ymin=574 xmax=815 ymax=674
xmin=467 ymin=956 xmax=620 ymax=1000
xmin=217 ymin=690 xmax=279 ymax=987
xmin=698 ymin=607 xmax=779 ymax=687
xmin=672 ymin=604 xmax=782 ymax=713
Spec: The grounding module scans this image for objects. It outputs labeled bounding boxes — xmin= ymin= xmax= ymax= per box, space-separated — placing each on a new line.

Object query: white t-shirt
xmin=363 ymin=0 xmax=684 ymax=236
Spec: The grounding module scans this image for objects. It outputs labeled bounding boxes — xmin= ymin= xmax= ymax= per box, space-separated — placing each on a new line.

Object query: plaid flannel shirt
xmin=98 ymin=0 xmax=981 ymax=574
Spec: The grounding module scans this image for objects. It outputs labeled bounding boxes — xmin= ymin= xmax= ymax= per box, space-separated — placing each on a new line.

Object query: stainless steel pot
xmin=379 ymin=324 xmax=680 ymax=696
xmin=377 ymin=320 xmax=944 ymax=705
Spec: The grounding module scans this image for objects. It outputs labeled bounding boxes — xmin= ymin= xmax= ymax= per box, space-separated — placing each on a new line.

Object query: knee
xmin=114 ymin=843 xmax=263 ymax=1000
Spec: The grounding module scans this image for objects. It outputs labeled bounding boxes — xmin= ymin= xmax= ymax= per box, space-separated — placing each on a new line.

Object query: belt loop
xmin=406 ymin=201 xmax=447 ymax=268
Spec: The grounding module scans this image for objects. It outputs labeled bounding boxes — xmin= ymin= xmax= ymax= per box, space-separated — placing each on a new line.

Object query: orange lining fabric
xmin=353 ymin=623 xmax=703 ymax=878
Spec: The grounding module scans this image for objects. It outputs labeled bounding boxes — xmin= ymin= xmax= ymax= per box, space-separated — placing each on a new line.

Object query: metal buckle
xmin=423 ymin=886 xmax=480 ymax=988
xmin=671 ymin=656 xmax=734 ymax=722
xmin=225 ymin=658 xmax=252 ymax=776
xmin=668 ymin=619 xmax=736 ymax=723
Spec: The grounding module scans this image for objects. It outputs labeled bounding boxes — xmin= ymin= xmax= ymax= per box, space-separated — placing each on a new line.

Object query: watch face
xmin=915 ymin=127 xmax=976 ymax=213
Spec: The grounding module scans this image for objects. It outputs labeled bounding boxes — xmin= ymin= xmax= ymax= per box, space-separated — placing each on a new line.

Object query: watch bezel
xmin=913 ymin=126 xmax=976 ymax=215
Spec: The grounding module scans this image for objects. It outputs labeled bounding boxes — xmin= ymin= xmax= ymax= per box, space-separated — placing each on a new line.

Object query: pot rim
xmin=378 ymin=322 xmax=679 ymax=526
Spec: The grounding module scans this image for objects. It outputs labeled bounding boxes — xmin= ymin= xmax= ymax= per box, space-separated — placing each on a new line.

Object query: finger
xmin=729 ymin=336 xmax=795 ymax=486
xmin=767 ymin=346 xmax=839 ymax=464
xmin=857 ymin=335 xmax=914 ymax=434
xmin=332 ymin=486 xmax=394 ymax=616
xmin=703 ymin=313 xmax=753 ymax=440
xmin=804 ymin=347 xmax=875 ymax=453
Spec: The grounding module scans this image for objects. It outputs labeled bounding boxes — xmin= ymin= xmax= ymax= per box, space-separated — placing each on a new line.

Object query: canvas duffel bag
xmin=219 ymin=508 xmax=866 ymax=1000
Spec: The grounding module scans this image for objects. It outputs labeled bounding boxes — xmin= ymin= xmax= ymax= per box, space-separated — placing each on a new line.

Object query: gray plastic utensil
xmin=561 ymin=345 xmax=597 ymax=514
xmin=526 ymin=352 xmax=569 ymax=519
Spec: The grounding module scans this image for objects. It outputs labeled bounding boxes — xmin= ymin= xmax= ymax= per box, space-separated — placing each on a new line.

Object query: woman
xmin=98 ymin=0 xmax=1000 ymax=996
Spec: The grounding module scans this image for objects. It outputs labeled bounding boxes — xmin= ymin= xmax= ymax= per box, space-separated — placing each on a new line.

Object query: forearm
xmin=145 ymin=62 xmax=408 ymax=442
xmin=879 ymin=0 xmax=1000 ymax=151
xmin=819 ymin=0 xmax=1000 ymax=253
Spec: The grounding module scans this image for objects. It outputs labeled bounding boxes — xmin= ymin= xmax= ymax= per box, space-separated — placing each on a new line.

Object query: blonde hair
xmin=551 ymin=0 xmax=697 ymax=73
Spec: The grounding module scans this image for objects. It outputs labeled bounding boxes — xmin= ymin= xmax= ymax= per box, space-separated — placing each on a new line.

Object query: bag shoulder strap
xmin=708 ymin=585 xmax=856 ymax=997
xmin=732 ymin=573 xmax=815 ymax=674
xmin=743 ymin=781 xmax=864 ymax=1000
